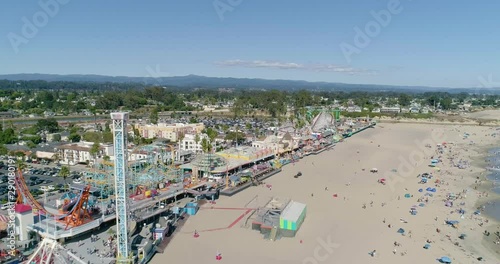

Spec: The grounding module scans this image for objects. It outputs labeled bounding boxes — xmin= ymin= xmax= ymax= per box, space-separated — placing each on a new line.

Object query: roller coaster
xmin=84 ymin=144 xmax=183 ymax=200
xmin=13 ymin=168 xmax=93 ymax=230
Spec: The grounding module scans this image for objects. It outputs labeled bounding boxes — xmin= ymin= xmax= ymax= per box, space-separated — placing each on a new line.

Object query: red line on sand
xmin=228 ymin=209 xmax=252 ymax=228
xmin=200 ymin=209 xmax=253 ymax=232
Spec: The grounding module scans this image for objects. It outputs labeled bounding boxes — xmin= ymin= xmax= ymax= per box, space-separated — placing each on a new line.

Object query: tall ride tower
xmin=111 ymin=112 xmax=131 ymax=263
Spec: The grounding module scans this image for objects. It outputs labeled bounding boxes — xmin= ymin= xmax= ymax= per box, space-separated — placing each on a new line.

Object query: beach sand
xmin=151 ymin=123 xmax=500 ymax=264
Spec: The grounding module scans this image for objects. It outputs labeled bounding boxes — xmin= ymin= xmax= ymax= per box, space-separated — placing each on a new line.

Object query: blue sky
xmin=1 ymin=0 xmax=499 ymax=87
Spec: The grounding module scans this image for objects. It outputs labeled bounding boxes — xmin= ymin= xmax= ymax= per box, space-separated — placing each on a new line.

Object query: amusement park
xmin=0 ymin=108 xmax=375 ymax=264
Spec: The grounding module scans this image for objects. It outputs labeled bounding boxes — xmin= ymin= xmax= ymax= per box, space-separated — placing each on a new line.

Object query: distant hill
xmin=1 ymin=73 xmax=498 ymax=94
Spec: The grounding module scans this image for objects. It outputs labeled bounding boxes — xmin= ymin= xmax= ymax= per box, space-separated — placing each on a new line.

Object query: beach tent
xmin=418 ymin=189 xmax=423 ymax=192
xmin=404 ymin=194 xmax=411 ymax=198
xmin=397 ymin=228 xmax=405 ymax=234
xmin=439 ymin=256 xmax=452 ymax=263
xmin=423 ymin=243 xmax=430 ymax=249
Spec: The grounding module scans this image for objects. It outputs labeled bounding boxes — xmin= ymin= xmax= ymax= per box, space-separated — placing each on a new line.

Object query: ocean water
xmin=484 ymin=148 xmax=500 ymax=221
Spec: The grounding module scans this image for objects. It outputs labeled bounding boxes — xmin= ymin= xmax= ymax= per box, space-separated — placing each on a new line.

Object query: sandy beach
xmin=151 ymin=123 xmax=500 ymax=264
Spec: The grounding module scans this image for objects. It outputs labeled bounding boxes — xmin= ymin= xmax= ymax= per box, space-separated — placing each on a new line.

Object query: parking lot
xmin=0 ymin=161 xmax=84 ymax=206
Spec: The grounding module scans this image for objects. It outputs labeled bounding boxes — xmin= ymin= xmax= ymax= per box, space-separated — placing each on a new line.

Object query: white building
xmin=180 ymin=133 xmax=209 ymax=154
xmin=55 ymin=141 xmax=113 ymax=165
xmin=380 ymin=106 xmax=401 ymax=113
xmin=251 ymin=132 xmax=299 ymax=154
xmin=137 ymin=123 xmax=205 ymax=142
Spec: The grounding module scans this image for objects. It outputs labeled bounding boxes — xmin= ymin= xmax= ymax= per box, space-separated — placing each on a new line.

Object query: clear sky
xmin=1 ymin=0 xmax=499 ymax=88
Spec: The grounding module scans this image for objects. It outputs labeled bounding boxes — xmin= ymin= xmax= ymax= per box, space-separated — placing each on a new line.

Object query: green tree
xmin=194 ymin=134 xmax=200 ymax=152
xmin=102 ymin=132 xmax=113 ymax=143
xmin=398 ymin=94 xmax=411 ymax=107
xmin=0 ymin=144 xmax=8 ymax=155
xmin=68 ymin=133 xmax=81 ymax=142
xmin=26 ymin=141 xmax=37 ymax=149
xmin=440 ymin=97 xmax=453 ymax=110
xmin=16 ymin=159 xmax=26 ymax=171
xmin=90 ymin=141 xmax=100 ymax=160
xmin=204 ymin=128 xmax=218 ymax=143
xmin=82 ymin=132 xmax=102 ymax=142
xmin=150 ymin=107 xmax=159 ymax=125
xmin=51 ymin=153 xmax=60 ymax=164
xmin=201 ymin=137 xmax=212 ymax=153
xmin=59 ymin=166 xmax=70 ymax=185
xmin=35 ymin=118 xmax=59 ymax=133
xmin=52 ymin=134 xmax=61 ymax=142
xmin=225 ymin=131 xmax=245 ymax=144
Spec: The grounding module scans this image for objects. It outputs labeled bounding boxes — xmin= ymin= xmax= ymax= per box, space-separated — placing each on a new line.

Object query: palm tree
xmin=59 ymin=166 xmax=70 ymax=188
xmin=194 ymin=134 xmax=200 ymax=154
xmin=16 ymin=158 xmax=26 ymax=171
xmin=51 ymin=153 xmax=60 ymax=165
xmin=201 ymin=138 xmax=212 ymax=153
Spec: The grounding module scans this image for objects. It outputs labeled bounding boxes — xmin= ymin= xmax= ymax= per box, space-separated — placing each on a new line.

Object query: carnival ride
xmin=13 ymin=169 xmax=93 ymax=230
xmin=85 ymin=144 xmax=183 ymax=201
xmin=27 ymin=237 xmax=86 ymax=264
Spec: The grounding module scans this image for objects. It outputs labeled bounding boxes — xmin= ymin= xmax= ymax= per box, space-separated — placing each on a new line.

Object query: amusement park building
xmin=137 ymin=123 xmax=205 ymax=141
xmin=180 ymin=146 xmax=274 ymax=176
xmin=55 ymin=141 xmax=113 ymax=165
xmin=251 ymin=132 xmax=300 ymax=155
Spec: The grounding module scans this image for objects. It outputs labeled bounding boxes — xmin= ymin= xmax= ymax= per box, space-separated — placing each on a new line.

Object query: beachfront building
xmin=55 ymin=141 xmax=113 ymax=165
xmin=137 ymin=123 xmax=205 ymax=142
xmin=252 ymin=198 xmax=307 ymax=240
xmin=380 ymin=106 xmax=401 ymax=113
xmin=180 ymin=133 xmax=209 ymax=154
xmin=180 ymin=146 xmax=274 ymax=179
xmin=252 ymin=133 xmax=299 ymax=155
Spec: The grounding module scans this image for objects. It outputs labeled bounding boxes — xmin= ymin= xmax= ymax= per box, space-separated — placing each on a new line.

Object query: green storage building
xmin=279 ymin=201 xmax=306 ymax=237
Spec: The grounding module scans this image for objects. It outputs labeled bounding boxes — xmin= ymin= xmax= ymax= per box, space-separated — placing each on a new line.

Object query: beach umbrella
xmin=439 ymin=256 xmax=452 ymax=263
xmin=397 ymin=228 xmax=405 ymax=234
xmin=423 ymin=243 xmax=430 ymax=249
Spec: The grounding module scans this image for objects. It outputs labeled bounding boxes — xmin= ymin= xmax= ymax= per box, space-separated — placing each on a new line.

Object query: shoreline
xmin=471 ymin=145 xmax=500 ymax=257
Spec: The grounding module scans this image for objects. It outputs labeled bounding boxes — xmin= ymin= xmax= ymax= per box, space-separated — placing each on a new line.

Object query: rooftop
xmin=281 ymin=201 xmax=306 ymax=222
